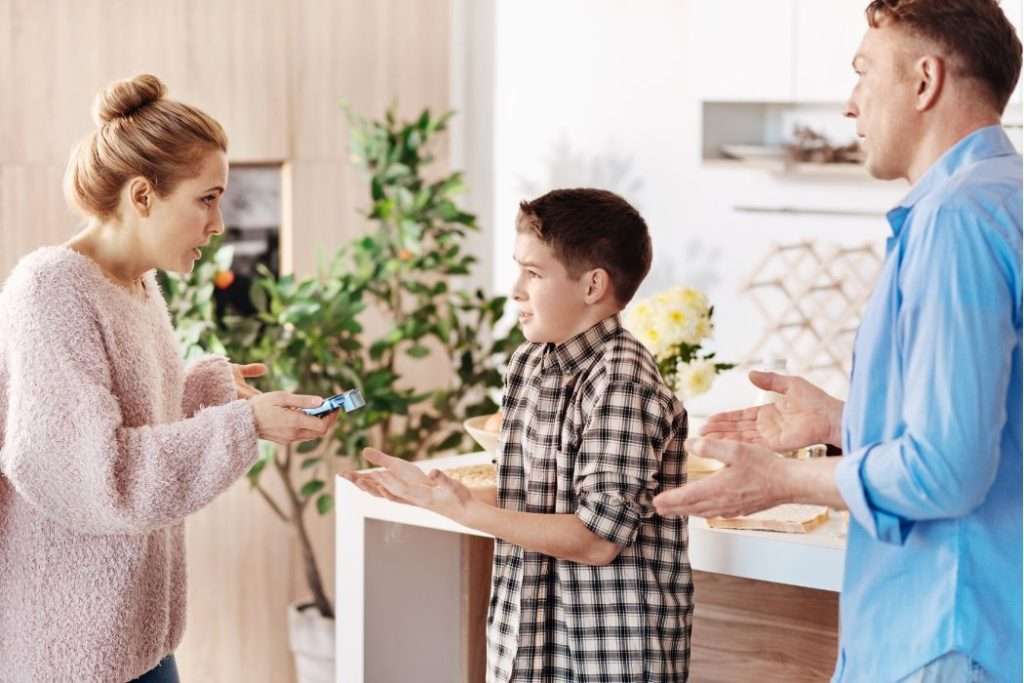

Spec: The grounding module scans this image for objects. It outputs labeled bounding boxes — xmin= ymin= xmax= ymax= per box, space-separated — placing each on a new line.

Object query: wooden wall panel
xmin=1 ymin=165 xmax=78 ymax=275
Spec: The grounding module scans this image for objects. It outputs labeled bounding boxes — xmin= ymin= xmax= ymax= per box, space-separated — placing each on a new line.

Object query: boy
xmin=351 ymin=188 xmax=692 ymax=682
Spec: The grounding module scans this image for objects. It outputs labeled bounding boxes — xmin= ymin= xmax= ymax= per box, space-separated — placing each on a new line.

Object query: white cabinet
xmin=793 ymin=0 xmax=867 ymax=102
xmin=691 ymin=0 xmax=796 ymax=102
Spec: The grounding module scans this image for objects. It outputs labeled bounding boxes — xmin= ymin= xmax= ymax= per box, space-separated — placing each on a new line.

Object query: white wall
xmin=461 ymin=0 xmax=1012 ymax=407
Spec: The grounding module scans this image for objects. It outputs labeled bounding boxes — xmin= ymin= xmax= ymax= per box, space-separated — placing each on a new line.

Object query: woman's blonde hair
xmin=64 ymin=74 xmax=228 ymax=219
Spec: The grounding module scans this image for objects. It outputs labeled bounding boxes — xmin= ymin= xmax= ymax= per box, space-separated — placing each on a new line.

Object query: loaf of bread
xmin=441 ymin=463 xmax=497 ymax=488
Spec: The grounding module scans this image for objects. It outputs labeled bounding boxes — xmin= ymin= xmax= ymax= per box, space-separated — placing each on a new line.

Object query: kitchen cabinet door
xmin=793 ymin=0 xmax=868 ymax=102
xmin=691 ymin=0 xmax=796 ymax=102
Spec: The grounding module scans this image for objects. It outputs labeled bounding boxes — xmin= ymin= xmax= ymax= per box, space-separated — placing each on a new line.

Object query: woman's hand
xmin=231 ymin=362 xmax=267 ymax=399
xmin=248 ymin=391 xmax=337 ymax=444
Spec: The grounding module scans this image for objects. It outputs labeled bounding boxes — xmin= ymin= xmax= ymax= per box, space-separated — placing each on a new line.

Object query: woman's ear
xmin=583 ymin=268 xmax=612 ymax=305
xmin=128 ymin=176 xmax=154 ymax=217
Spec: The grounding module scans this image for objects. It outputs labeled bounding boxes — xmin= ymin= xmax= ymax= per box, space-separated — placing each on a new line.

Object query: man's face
xmin=845 ymin=22 xmax=922 ymax=181
xmin=511 ymin=230 xmax=591 ymax=344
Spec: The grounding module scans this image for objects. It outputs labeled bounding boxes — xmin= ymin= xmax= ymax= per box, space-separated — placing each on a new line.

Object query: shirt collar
xmin=545 ymin=314 xmax=622 ymax=376
xmin=887 ymin=124 xmax=1017 ymax=237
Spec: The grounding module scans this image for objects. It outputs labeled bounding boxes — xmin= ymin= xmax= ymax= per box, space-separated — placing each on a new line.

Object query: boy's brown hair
xmin=865 ymin=0 xmax=1022 ymax=112
xmin=517 ymin=188 xmax=652 ymax=306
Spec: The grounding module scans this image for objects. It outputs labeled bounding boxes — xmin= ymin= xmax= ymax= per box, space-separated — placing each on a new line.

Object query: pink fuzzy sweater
xmin=0 ymin=246 xmax=259 ymax=682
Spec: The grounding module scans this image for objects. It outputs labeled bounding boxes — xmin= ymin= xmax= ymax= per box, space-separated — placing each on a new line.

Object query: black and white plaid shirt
xmin=487 ymin=315 xmax=693 ymax=683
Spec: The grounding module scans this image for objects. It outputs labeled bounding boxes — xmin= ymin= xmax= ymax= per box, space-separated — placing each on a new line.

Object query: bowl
xmin=464 ymin=415 xmax=501 ymax=454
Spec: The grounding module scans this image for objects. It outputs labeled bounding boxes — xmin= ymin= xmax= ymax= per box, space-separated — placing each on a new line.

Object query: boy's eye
xmin=200 ymin=195 xmax=216 ymax=206
xmin=528 ymin=270 xmax=540 ymax=278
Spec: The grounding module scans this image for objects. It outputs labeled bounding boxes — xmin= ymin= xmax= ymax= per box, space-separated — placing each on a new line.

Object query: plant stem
xmin=276 ymin=445 xmax=334 ymax=619
xmin=254 ymin=483 xmax=288 ymax=523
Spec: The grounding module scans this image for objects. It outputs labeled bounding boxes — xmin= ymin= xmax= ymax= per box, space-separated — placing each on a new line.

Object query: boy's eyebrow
xmin=203 ymin=185 xmax=226 ymax=194
xmin=513 ymin=255 xmax=543 ymax=269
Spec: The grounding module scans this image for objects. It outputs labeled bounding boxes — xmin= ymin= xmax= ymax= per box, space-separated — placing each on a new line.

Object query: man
xmin=653 ymin=1 xmax=1022 ymax=681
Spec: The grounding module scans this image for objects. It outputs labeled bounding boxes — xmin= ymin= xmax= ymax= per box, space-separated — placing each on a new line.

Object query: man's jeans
xmin=898 ymin=652 xmax=993 ymax=683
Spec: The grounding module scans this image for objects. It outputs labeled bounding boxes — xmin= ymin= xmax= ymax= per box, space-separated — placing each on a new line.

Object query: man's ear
xmin=913 ymin=54 xmax=945 ymax=112
xmin=128 ymin=176 xmax=154 ymax=217
xmin=582 ymin=268 xmax=612 ymax=305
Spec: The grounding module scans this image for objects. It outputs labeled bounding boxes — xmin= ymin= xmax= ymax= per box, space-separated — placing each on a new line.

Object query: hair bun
xmin=92 ymin=74 xmax=167 ymax=126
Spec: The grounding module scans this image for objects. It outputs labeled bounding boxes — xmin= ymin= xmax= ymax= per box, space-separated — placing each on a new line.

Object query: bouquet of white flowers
xmin=624 ymin=286 xmax=733 ymax=400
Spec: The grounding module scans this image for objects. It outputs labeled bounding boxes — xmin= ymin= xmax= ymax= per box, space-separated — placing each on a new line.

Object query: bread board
xmin=708 ymin=504 xmax=830 ymax=533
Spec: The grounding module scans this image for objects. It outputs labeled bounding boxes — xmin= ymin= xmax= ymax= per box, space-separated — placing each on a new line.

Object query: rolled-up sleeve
xmin=574 ymin=383 xmax=670 ymax=546
xmin=836 ymin=205 xmax=1017 ymax=545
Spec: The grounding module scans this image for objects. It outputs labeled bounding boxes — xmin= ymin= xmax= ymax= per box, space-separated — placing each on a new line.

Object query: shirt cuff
xmin=575 ymin=471 xmax=643 ymax=547
xmin=835 ymin=444 xmax=913 ymax=545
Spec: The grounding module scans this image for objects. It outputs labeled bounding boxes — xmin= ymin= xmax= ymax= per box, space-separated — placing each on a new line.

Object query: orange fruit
xmin=213 ymin=270 xmax=235 ymax=289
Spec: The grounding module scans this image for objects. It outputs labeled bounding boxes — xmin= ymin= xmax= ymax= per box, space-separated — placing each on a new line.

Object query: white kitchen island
xmin=335 ymin=452 xmax=847 ymax=683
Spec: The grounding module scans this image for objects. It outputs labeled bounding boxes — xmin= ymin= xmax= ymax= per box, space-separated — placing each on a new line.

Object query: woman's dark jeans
xmin=130 ymin=655 xmax=180 ymax=683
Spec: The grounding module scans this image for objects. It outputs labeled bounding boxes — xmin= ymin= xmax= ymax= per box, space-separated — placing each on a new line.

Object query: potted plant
xmin=159 ymin=106 xmax=522 ymax=682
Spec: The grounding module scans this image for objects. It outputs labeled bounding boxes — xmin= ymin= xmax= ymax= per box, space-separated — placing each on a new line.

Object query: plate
xmin=720 ymin=144 xmax=786 ymax=161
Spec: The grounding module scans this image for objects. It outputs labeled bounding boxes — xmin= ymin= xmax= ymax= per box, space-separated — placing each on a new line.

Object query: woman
xmin=0 ymin=74 xmax=335 ymax=682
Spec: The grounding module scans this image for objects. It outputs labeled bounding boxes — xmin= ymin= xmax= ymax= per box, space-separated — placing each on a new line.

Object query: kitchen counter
xmin=335 ymin=452 xmax=846 ymax=682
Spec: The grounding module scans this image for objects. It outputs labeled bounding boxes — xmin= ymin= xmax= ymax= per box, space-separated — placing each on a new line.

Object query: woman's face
xmin=142 ymin=149 xmax=228 ymax=274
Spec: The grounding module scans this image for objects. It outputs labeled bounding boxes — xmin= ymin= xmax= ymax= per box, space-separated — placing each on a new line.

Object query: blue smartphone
xmin=302 ymin=389 xmax=366 ymax=418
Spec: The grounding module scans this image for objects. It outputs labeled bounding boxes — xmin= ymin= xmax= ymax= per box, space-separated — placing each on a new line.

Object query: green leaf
xmin=316 ymin=493 xmax=334 ymax=515
xmin=296 ymin=439 xmax=321 ymax=454
xmin=300 ymin=479 xmax=326 ymax=498
xmin=406 ymin=344 xmax=431 ymax=359
xmin=301 ymin=456 xmax=323 ymax=470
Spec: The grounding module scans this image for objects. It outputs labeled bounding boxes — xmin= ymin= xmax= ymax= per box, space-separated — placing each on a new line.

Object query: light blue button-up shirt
xmin=833 ymin=125 xmax=1022 ymax=683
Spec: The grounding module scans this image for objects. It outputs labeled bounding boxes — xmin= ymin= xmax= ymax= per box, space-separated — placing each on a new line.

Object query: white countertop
xmin=336 ymin=451 xmax=846 ymax=592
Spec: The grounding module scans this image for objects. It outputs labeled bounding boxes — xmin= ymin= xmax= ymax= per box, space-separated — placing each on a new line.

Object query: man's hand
xmin=653 ymin=438 xmax=793 ymax=518
xmin=232 ymin=362 xmax=267 ymax=399
xmin=342 ymin=448 xmax=476 ymax=524
xmin=700 ymin=371 xmax=844 ymax=451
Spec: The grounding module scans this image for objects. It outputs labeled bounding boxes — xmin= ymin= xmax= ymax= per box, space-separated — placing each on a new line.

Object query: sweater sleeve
xmin=0 ymin=277 xmax=259 ymax=535
xmin=182 ymin=355 xmax=239 ymax=417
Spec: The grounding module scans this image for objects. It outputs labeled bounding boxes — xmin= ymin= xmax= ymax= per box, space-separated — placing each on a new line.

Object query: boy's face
xmin=511 ymin=231 xmax=592 ymax=344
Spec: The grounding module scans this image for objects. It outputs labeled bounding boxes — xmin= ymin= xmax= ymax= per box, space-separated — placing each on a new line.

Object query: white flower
xmin=675 ymin=359 xmax=717 ymax=400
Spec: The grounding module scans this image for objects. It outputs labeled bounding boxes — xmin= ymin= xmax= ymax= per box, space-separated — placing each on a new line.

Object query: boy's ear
xmin=582 ymin=268 xmax=612 ymax=305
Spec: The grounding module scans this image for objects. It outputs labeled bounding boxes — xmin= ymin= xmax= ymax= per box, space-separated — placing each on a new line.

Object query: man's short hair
xmin=865 ymin=0 xmax=1023 ymax=112
xmin=517 ymin=188 xmax=652 ymax=306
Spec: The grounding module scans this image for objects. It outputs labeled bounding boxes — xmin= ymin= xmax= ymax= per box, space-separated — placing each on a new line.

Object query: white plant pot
xmin=288 ymin=602 xmax=335 ymax=683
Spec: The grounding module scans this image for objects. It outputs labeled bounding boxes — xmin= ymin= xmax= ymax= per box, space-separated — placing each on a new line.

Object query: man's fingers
xmin=749 ymin=370 xmax=790 ymax=394
xmin=685 ymin=437 xmax=743 ymax=465
xmin=701 ymin=428 xmax=766 ymax=445
xmin=703 ymin=407 xmax=760 ymax=426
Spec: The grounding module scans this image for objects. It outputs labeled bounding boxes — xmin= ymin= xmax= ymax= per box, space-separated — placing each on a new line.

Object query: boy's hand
xmin=343 ymin=448 xmax=476 ymax=523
